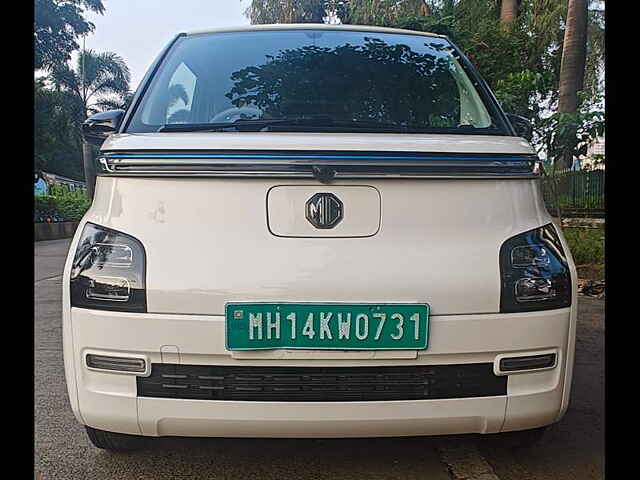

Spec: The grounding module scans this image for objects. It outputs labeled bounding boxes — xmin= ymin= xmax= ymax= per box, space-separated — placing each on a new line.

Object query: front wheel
xmin=85 ymin=426 xmax=147 ymax=451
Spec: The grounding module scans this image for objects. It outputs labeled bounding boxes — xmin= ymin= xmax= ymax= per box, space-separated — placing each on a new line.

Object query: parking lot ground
xmin=35 ymin=239 xmax=604 ymax=479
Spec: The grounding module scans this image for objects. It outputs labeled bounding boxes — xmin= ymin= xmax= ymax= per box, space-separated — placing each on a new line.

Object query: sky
xmin=75 ymin=0 xmax=251 ymax=90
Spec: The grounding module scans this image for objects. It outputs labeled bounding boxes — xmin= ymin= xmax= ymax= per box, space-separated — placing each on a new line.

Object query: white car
xmin=64 ymin=24 xmax=576 ymax=451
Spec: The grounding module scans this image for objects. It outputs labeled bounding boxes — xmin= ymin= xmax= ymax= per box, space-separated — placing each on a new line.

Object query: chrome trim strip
xmin=100 ymin=173 xmax=539 ymax=179
xmin=97 ymin=154 xmax=539 ymax=179
xmin=102 ymin=158 xmax=531 ymax=167
xmin=103 ymin=153 xmax=533 ymax=162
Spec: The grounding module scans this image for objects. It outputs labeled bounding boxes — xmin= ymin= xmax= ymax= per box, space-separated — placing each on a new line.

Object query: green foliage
xmin=34 ymin=0 xmax=105 ymax=71
xmin=37 ymin=49 xmax=130 ymax=182
xmin=34 ymin=184 xmax=90 ymax=222
xmin=34 ymin=195 xmax=56 ymax=217
xmin=563 ymin=227 xmax=604 ymax=267
xmin=245 ymin=0 xmax=328 ymax=23
xmin=539 ymin=94 xmax=604 ymax=169
xmin=35 ymin=78 xmax=85 ymax=179
xmin=347 ymin=0 xmax=431 ymax=25
xmin=390 ymin=14 xmax=456 ymax=37
xmin=584 ymin=6 xmax=605 ymax=105
xmin=495 ymin=70 xmax=549 ymax=119
xmin=425 ymin=1 xmax=565 ymax=141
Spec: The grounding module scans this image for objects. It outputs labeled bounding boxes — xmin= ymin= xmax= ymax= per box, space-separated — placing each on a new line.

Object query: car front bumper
xmin=63 ymin=306 xmax=575 ymax=438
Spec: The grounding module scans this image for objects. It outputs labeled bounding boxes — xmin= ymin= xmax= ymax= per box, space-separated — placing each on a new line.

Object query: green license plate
xmin=225 ymin=303 xmax=429 ymax=351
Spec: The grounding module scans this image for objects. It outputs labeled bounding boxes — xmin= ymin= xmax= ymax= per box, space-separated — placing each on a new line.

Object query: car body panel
xmin=81 ymin=173 xmax=551 ymax=317
xmin=65 ymin=304 xmax=570 ymax=437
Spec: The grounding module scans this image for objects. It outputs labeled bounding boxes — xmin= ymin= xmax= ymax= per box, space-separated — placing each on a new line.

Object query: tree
xmin=34 ymin=0 xmax=105 ymax=71
xmin=49 ymin=50 xmax=131 ymax=198
xmin=35 ymin=78 xmax=85 ymax=180
xmin=555 ymin=0 xmax=588 ymax=169
xmin=348 ymin=0 xmax=431 ymax=25
xmin=558 ymin=0 xmax=588 ymax=114
xmin=245 ymin=0 xmax=328 ymax=23
xmin=583 ymin=4 xmax=604 ymax=105
xmin=245 ymin=0 xmax=429 ymax=25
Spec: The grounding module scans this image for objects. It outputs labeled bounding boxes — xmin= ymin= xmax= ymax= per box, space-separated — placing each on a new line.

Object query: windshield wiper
xmin=157 ymin=119 xmax=293 ymax=132
xmin=158 ymin=118 xmax=500 ymax=134
xmin=159 ymin=117 xmax=427 ymax=133
xmin=259 ymin=118 xmax=496 ymax=134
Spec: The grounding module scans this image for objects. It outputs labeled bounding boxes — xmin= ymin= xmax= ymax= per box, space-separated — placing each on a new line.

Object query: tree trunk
xmin=500 ymin=0 xmax=519 ymax=29
xmin=82 ymin=140 xmax=95 ymax=201
xmin=558 ymin=0 xmax=588 ymax=113
xmin=556 ymin=0 xmax=588 ymax=170
xmin=418 ymin=1 xmax=431 ymax=17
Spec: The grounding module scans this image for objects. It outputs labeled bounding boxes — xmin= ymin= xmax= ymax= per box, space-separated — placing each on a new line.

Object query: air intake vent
xmin=137 ymin=363 xmax=506 ymax=402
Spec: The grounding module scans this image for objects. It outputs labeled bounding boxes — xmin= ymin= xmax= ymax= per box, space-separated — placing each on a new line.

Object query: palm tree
xmin=50 ymin=49 xmax=130 ymax=199
xmin=500 ymin=0 xmax=519 ymax=29
xmin=558 ymin=0 xmax=588 ymax=113
xmin=556 ymin=0 xmax=588 ymax=169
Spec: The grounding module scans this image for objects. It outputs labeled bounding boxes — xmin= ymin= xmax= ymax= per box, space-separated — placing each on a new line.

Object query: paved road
xmin=34 ymin=239 xmax=71 ymax=281
xmin=477 ymin=297 xmax=604 ymax=480
xmin=35 ymin=239 xmax=603 ymax=480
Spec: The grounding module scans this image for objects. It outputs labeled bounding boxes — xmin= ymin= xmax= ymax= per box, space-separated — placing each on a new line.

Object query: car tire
xmin=85 ymin=426 xmax=147 ymax=451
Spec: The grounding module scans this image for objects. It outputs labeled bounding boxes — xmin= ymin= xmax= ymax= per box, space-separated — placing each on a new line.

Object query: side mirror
xmin=506 ymin=113 xmax=533 ymax=142
xmin=82 ymin=109 xmax=125 ymax=147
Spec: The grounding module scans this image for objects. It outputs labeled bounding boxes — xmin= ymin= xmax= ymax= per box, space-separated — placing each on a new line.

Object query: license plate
xmin=225 ymin=303 xmax=429 ymax=351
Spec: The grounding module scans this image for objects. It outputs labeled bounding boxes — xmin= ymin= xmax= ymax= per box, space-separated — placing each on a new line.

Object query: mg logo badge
xmin=305 ymin=193 xmax=343 ymax=229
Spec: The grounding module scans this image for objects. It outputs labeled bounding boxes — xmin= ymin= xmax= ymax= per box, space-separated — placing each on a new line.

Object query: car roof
xmin=184 ymin=23 xmax=446 ymax=39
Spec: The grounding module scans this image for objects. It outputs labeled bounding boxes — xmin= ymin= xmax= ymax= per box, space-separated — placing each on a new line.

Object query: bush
xmin=34 ymin=184 xmax=89 ymax=223
xmin=563 ymin=227 xmax=605 ymax=267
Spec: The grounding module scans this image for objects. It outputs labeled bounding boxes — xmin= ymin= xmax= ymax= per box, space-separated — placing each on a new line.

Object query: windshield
xmin=126 ymin=29 xmax=507 ymax=134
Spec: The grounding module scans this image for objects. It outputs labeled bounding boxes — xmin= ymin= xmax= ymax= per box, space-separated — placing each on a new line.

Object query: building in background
xmin=41 ymin=171 xmax=87 ymax=191
xmin=582 ymin=134 xmax=605 ymax=171
xmin=569 ymin=134 xmax=605 ymax=171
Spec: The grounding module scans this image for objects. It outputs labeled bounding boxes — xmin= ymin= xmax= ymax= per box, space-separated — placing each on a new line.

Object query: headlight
xmin=499 ymin=223 xmax=571 ymax=312
xmin=70 ymin=223 xmax=147 ymax=312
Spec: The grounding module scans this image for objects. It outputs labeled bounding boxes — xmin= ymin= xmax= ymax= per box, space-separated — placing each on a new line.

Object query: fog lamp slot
xmin=86 ymin=354 xmax=147 ymax=374
xmin=499 ymin=353 xmax=556 ymax=373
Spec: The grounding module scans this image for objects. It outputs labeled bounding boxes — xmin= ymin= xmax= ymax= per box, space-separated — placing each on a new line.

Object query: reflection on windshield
xmin=129 ymin=30 xmax=500 ymax=134
xmin=225 ymin=39 xmax=459 ymax=128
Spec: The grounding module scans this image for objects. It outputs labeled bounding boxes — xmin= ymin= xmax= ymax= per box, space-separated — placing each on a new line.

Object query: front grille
xmin=137 ymin=363 xmax=506 ymax=402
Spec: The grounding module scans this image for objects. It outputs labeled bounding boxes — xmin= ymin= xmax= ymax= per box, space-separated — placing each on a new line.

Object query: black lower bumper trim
xmin=137 ymin=363 xmax=506 ymax=402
